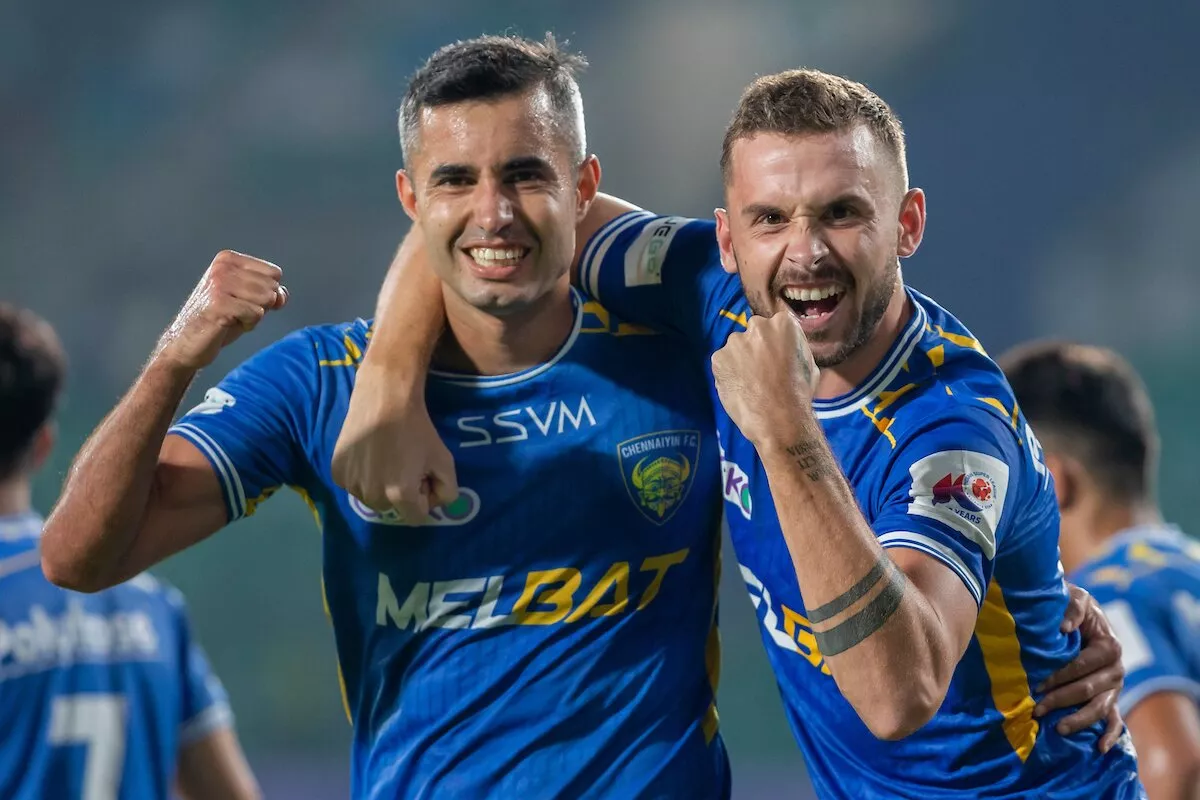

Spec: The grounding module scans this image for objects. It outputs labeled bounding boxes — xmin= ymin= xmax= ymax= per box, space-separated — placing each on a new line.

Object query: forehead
xmin=411 ymin=89 xmax=563 ymax=169
xmin=727 ymin=127 xmax=892 ymax=205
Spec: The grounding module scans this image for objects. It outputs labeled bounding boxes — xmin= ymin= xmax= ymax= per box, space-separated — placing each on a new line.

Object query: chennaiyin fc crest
xmin=617 ymin=429 xmax=701 ymax=525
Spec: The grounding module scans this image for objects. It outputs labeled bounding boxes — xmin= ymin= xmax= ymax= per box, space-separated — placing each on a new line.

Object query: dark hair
xmin=1000 ymin=341 xmax=1157 ymax=502
xmin=398 ymin=34 xmax=587 ymax=164
xmin=721 ymin=68 xmax=907 ymax=187
xmin=0 ymin=303 xmax=66 ymax=478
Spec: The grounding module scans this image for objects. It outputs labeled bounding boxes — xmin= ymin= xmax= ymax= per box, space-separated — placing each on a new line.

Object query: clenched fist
xmin=711 ymin=311 xmax=819 ymax=447
xmin=155 ymin=251 xmax=288 ymax=371
xmin=332 ymin=362 xmax=459 ymax=519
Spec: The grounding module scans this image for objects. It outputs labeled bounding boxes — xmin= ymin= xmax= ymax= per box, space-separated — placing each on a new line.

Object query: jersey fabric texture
xmin=170 ymin=289 xmax=730 ymax=800
xmin=578 ymin=211 xmax=1144 ymax=799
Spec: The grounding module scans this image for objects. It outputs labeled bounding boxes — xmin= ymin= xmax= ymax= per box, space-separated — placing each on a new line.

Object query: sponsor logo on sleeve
xmin=185 ymin=387 xmax=236 ymax=416
xmin=624 ymin=216 xmax=685 ymax=287
xmin=907 ymin=450 xmax=1008 ymax=559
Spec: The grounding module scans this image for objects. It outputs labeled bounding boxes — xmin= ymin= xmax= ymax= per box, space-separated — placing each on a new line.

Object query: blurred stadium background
xmin=3 ymin=2 xmax=1198 ymax=797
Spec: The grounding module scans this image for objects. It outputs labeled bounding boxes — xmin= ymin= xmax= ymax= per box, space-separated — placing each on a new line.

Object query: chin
xmin=472 ymin=289 xmax=542 ymax=317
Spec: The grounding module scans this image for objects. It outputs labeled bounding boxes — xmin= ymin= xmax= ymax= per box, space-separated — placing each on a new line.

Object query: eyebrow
xmin=501 ymin=156 xmax=554 ymax=174
xmin=742 ymin=193 xmax=874 ymax=219
xmin=742 ymin=203 xmax=785 ymax=220
xmin=428 ymin=164 xmax=475 ymax=183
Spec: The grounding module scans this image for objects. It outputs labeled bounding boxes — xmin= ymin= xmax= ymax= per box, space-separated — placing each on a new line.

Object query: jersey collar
xmin=811 ymin=287 xmax=929 ymax=419
xmin=430 ymin=287 xmax=584 ymax=389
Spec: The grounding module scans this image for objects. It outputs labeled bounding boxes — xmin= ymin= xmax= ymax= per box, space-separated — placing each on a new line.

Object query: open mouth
xmin=782 ymin=285 xmax=845 ymax=322
xmin=464 ymin=246 xmax=532 ymax=280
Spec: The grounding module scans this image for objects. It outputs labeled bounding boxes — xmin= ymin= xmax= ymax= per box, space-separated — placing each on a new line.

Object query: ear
xmin=574 ymin=155 xmax=602 ymax=223
xmin=896 ymin=187 xmax=926 ymax=258
xmin=397 ymin=169 xmax=419 ymax=222
xmin=1044 ymin=451 xmax=1076 ymax=511
xmin=28 ymin=423 xmax=55 ymax=473
xmin=714 ymin=208 xmax=737 ymax=275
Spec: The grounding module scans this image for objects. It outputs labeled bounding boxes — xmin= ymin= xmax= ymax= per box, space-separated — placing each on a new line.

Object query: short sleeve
xmin=165 ymin=588 xmax=235 ymax=747
xmin=168 ymin=329 xmax=318 ymax=522
xmin=1094 ymin=590 xmax=1200 ymax=715
xmin=576 ymin=211 xmax=748 ymax=355
xmin=871 ymin=413 xmax=1028 ymax=608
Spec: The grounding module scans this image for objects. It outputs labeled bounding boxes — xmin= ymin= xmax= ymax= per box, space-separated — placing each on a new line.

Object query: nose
xmin=784 ymin=221 xmax=830 ymax=270
xmin=472 ymin=176 xmax=514 ymax=235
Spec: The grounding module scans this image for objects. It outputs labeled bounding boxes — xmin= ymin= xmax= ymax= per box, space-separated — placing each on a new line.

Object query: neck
xmin=815 ymin=280 xmax=912 ymax=400
xmin=434 ymin=280 xmax=575 ymax=376
xmin=0 ymin=478 xmax=32 ymax=517
xmin=1060 ymin=496 xmax=1163 ymax=573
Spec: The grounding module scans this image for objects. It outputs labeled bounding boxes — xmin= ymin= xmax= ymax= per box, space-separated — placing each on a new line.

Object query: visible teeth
xmin=782 ymin=285 xmax=843 ymax=302
xmin=469 ymin=247 xmax=526 ymax=265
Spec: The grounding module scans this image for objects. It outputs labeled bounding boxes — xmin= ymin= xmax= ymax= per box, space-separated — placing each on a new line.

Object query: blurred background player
xmin=1003 ymin=341 xmax=1200 ymax=800
xmin=0 ymin=303 xmax=260 ymax=800
xmin=39 ymin=37 xmax=731 ymax=798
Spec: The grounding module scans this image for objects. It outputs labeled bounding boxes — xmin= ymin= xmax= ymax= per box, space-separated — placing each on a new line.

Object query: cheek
xmin=833 ymin=229 xmax=887 ymax=280
xmin=420 ymin=199 xmax=459 ymax=237
xmin=527 ymin=193 xmax=575 ymax=244
xmin=739 ymin=237 xmax=783 ymax=288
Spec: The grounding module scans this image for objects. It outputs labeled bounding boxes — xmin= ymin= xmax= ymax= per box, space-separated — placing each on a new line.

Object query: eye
xmin=435 ymin=175 xmax=472 ymax=188
xmin=825 ymin=203 xmax=856 ymax=222
xmin=756 ymin=212 xmax=785 ymax=226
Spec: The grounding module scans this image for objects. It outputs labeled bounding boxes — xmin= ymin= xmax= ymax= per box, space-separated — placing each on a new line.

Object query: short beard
xmin=734 ymin=249 xmax=899 ymax=368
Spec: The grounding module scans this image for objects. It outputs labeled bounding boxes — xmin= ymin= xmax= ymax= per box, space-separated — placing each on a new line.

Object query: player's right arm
xmin=333 ymin=193 xmax=734 ymax=513
xmin=40 ymin=251 xmax=287 ymax=593
xmin=1100 ymin=594 xmax=1200 ymax=799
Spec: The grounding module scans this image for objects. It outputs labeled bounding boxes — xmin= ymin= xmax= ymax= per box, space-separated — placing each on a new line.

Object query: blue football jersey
xmin=169 ymin=289 xmax=730 ymax=800
xmin=579 ymin=211 xmax=1144 ymax=799
xmin=0 ymin=512 xmax=233 ymax=800
xmin=1073 ymin=524 xmax=1200 ymax=716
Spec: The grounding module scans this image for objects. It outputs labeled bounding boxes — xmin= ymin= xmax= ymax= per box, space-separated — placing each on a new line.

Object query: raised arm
xmin=331 ymin=194 xmax=639 ymax=516
xmin=712 ymin=312 xmax=985 ymax=739
xmin=41 ymin=251 xmax=286 ymax=592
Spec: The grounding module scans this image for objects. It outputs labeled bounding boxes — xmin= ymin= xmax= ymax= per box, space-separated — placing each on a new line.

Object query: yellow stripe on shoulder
xmin=858 ymin=405 xmax=897 ymax=448
xmin=317 ymin=330 xmax=367 ymax=368
xmin=976 ymin=397 xmax=1021 ymax=432
xmin=719 ymin=308 xmax=749 ymax=329
xmin=926 ymin=324 xmax=987 ymax=355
